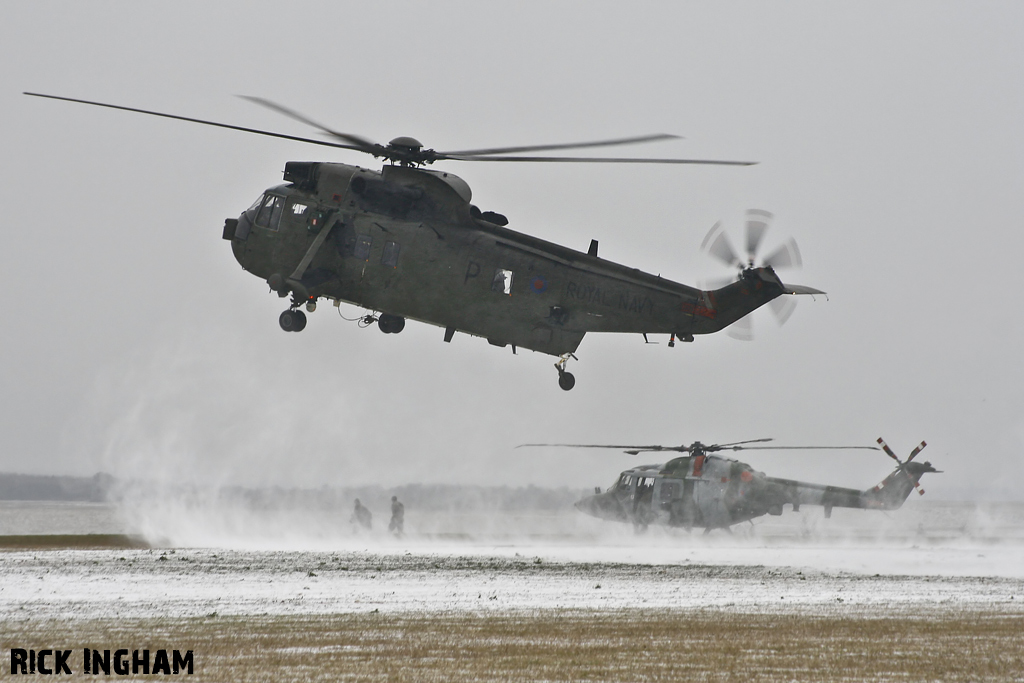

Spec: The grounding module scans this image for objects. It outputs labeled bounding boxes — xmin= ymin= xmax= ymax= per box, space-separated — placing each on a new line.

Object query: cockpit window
xmin=254 ymin=194 xmax=284 ymax=231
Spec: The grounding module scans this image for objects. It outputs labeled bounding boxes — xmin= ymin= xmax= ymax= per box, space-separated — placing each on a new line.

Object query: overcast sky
xmin=2 ymin=2 xmax=1022 ymax=500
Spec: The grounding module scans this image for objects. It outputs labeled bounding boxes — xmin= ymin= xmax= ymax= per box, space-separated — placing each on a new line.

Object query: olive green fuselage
xmin=229 ymin=162 xmax=786 ymax=356
xmin=577 ymin=455 xmax=938 ymax=531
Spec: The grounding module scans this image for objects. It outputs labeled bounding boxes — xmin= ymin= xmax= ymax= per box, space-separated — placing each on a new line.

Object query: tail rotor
xmin=877 ymin=437 xmax=930 ymax=495
xmin=700 ymin=209 xmax=805 ymax=340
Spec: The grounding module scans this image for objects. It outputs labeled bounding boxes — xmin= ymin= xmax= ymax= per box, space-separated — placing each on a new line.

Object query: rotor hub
xmin=388 ymin=136 xmax=423 ymax=150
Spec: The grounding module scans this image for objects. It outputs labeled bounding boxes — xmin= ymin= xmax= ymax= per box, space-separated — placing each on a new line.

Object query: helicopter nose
xmin=576 ymin=494 xmax=612 ymax=519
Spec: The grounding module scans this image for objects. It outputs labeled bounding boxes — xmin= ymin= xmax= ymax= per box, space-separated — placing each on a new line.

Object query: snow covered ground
xmin=1 ymin=544 xmax=1021 ymax=621
xmin=1 ymin=500 xmax=1021 ymax=621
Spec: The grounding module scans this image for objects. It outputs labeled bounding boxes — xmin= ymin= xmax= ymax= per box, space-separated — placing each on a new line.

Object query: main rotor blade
xmin=701 ymin=222 xmax=743 ymax=268
xmin=238 ymin=96 xmax=379 ymax=153
xmin=762 ymin=238 xmax=802 ymax=270
xmin=519 ymin=441 xmax=878 ymax=454
xmin=738 ymin=445 xmax=880 ymax=451
xmin=24 ymin=92 xmax=368 ymax=152
xmin=439 ymin=134 xmax=680 ymax=157
xmin=516 ymin=443 xmax=686 ymax=452
xmin=745 ymin=209 xmax=772 ymax=263
xmin=710 ymin=438 xmax=775 ymax=449
xmin=443 ymin=154 xmax=757 ymax=165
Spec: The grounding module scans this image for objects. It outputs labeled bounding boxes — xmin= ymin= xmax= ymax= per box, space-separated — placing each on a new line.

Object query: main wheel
xmin=557 ymin=371 xmax=576 ymax=391
xmin=279 ymin=310 xmax=298 ymax=331
xmin=279 ymin=309 xmax=307 ymax=332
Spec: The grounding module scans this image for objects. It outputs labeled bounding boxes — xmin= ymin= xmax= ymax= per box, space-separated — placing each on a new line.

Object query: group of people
xmin=351 ymin=495 xmax=404 ymax=536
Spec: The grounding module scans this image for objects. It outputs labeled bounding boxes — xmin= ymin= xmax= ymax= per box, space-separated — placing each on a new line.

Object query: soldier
xmin=388 ymin=495 xmax=405 ymax=536
xmin=351 ymin=498 xmax=372 ymax=531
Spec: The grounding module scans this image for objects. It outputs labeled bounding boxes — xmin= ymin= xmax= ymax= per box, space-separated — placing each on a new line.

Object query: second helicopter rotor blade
xmin=769 ymin=296 xmax=798 ymax=325
xmin=438 ymin=134 xmax=680 ymax=157
xmin=738 ymin=445 xmax=880 ymax=451
xmin=907 ymin=440 xmax=928 ymax=462
xmin=711 ymin=438 xmax=775 ymax=449
xmin=516 ymin=443 xmax=683 ymax=452
xmin=877 ymin=438 xmax=902 ymax=463
xmin=726 ymin=313 xmax=754 ymax=341
xmin=701 ymin=222 xmax=743 ymax=269
xmin=442 ymin=154 xmax=757 ymax=165
xmin=24 ymin=92 xmax=370 ymax=153
xmin=745 ymin=209 xmax=772 ymax=264
xmin=762 ymin=238 xmax=803 ymax=270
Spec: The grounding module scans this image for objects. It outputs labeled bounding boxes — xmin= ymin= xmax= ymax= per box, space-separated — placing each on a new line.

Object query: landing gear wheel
xmin=553 ymin=353 xmax=578 ymax=391
xmin=378 ymin=314 xmax=406 ymax=334
xmin=279 ymin=309 xmax=307 ymax=332
xmin=557 ymin=371 xmax=576 ymax=391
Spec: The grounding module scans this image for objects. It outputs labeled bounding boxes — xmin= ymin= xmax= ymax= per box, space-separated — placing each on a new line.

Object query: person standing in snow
xmin=388 ymin=496 xmax=405 ymax=536
xmin=351 ymin=499 xmax=372 ymax=531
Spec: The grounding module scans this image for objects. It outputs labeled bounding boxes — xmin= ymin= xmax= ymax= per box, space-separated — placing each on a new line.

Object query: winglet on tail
xmin=781 ymin=283 xmax=826 ymax=297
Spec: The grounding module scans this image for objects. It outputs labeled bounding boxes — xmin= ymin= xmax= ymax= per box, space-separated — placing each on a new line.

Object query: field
xmin=3 ymin=543 xmax=1024 ymax=681
xmin=5 ymin=609 xmax=1023 ymax=682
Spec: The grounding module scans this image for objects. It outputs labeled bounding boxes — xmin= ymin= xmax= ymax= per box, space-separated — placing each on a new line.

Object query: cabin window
xmin=254 ymin=194 xmax=284 ymax=231
xmin=382 ymin=241 xmax=400 ymax=268
xmin=491 ymin=269 xmax=513 ymax=295
xmin=354 ymin=235 xmax=372 ymax=261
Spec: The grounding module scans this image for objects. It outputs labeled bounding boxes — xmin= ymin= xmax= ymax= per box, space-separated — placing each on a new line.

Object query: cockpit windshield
xmin=254 ymin=194 xmax=284 ymax=231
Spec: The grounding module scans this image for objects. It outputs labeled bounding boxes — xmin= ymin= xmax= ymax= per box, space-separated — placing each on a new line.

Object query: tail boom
xmin=688 ymin=267 xmax=787 ymax=334
xmin=861 ymin=461 xmax=938 ymax=510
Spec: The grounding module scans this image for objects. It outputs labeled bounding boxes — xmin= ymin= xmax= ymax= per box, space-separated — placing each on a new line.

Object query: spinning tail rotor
xmin=700 ymin=210 xmax=805 ymax=340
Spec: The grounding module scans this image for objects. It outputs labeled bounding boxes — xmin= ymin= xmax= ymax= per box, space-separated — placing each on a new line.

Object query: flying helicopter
xmin=518 ymin=438 xmax=938 ymax=532
xmin=26 ymin=92 xmax=825 ymax=390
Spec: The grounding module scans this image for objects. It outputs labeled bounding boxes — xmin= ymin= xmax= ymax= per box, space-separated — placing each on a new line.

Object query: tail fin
xmin=862 ymin=460 xmax=939 ymax=510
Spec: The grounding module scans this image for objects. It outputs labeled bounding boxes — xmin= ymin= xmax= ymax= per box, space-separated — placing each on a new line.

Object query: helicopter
xmin=26 ymin=92 xmax=825 ymax=390
xmin=518 ymin=437 xmax=938 ymax=532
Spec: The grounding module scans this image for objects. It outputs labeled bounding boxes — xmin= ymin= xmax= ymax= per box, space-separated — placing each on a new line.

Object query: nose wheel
xmin=279 ymin=308 xmax=307 ymax=332
xmin=554 ymin=353 xmax=578 ymax=391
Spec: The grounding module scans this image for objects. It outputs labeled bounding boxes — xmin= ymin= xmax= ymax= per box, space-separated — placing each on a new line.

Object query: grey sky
xmin=1 ymin=2 xmax=1022 ymax=500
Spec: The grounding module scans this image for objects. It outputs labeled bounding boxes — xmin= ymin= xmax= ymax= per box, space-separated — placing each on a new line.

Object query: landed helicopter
xmin=27 ymin=93 xmax=825 ymax=390
xmin=519 ymin=438 xmax=938 ymax=532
